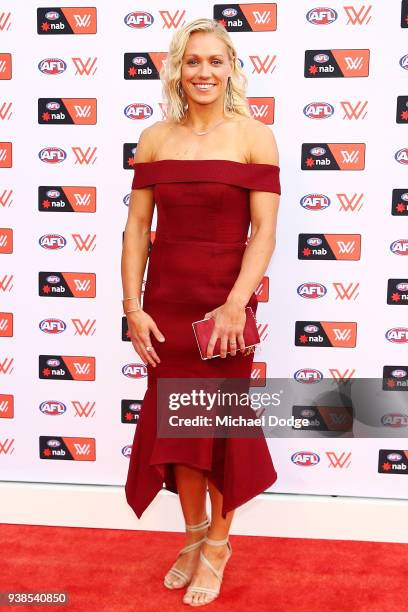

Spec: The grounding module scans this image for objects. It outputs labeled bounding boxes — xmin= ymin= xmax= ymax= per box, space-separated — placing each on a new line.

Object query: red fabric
xmin=125 ymin=160 xmax=280 ymax=519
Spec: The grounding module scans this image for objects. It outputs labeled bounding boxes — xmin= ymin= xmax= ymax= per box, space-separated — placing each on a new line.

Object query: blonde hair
xmin=160 ymin=18 xmax=251 ymax=122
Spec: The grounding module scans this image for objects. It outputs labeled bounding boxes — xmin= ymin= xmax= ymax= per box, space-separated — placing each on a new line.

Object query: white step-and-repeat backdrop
xmin=1 ymin=1 xmax=408 ymax=500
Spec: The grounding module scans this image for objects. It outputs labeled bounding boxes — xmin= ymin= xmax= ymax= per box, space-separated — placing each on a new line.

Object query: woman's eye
xmin=187 ymin=60 xmax=222 ymax=65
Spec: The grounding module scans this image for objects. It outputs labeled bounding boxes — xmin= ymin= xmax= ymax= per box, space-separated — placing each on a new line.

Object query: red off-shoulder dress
xmin=125 ymin=159 xmax=281 ymax=518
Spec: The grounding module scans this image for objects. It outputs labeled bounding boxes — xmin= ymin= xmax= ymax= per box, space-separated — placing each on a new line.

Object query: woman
xmin=122 ymin=18 xmax=281 ymax=607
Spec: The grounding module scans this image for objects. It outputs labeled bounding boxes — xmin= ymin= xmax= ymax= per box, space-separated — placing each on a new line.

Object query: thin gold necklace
xmin=185 ymin=117 xmax=227 ymax=136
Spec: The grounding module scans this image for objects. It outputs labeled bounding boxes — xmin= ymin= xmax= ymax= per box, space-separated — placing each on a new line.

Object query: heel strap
xmin=204 ymin=535 xmax=229 ymax=546
xmin=185 ymin=516 xmax=210 ymax=532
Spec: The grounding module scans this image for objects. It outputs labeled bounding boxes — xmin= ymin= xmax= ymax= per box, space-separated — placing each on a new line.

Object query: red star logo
xmin=305 ymin=157 xmax=315 ymax=168
xmin=308 ymin=64 xmax=318 ymax=75
xmin=128 ymin=157 xmax=136 ymax=167
xmin=125 ymin=411 xmax=133 ymax=421
xmin=299 ymin=334 xmax=308 ymax=344
xmin=405 ymin=16 xmax=408 ymax=24
xmin=303 ymin=247 xmax=311 ymax=257
xmin=42 ymin=284 xmax=51 ymax=294
xmin=42 ymin=368 xmax=51 ymax=377
xmin=382 ymin=462 xmax=391 ymax=471
xmin=42 ymin=111 xmax=51 ymax=121
xmin=42 ymin=199 xmax=51 ymax=209
xmin=396 ymin=202 xmax=406 ymax=213
xmin=401 ymin=110 xmax=408 ymax=121
xmin=217 ymin=19 xmax=227 ymax=29
xmin=43 ymin=448 xmax=52 ymax=456
xmin=41 ymin=21 xmax=50 ymax=31
xmin=391 ymin=292 xmax=401 ymax=302
xmin=126 ymin=329 xmax=131 ymax=338
xmin=386 ymin=378 xmax=396 ymax=388
xmin=128 ymin=67 xmax=137 ymax=77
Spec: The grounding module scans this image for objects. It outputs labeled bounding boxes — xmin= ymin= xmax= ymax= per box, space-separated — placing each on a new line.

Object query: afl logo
xmin=46 ymin=274 xmax=60 ymax=284
xmin=45 ymin=11 xmax=60 ymax=20
xmin=39 ymin=318 xmax=66 ymax=334
xmin=122 ymin=444 xmax=132 ymax=457
xmin=300 ymin=194 xmax=330 ymax=211
xmin=38 ymin=58 xmax=67 ymax=75
xmin=291 ymin=451 xmax=320 ymax=466
xmin=39 ymin=400 xmax=67 ymax=415
xmin=310 ymin=147 xmax=326 ymax=156
xmin=39 ymin=147 xmax=66 ymax=164
xmin=124 ymin=103 xmax=153 ymax=120
xmin=46 ymin=189 xmax=60 ymax=198
xmin=124 ymin=11 xmax=154 ymax=28
xmin=128 ymin=402 xmax=141 ymax=413
xmin=222 ymin=8 xmax=238 ymax=17
xmin=122 ymin=363 xmax=148 ymax=378
xmin=300 ymin=408 xmax=316 ymax=418
xmin=381 ymin=413 xmax=408 ymax=428
xmin=46 ymin=358 xmax=61 ymax=367
xmin=387 ymin=452 xmax=402 ymax=461
xmin=307 ymin=237 xmax=322 ymax=246
xmin=306 ymin=7 xmax=337 ymax=25
xmin=297 ymin=282 xmax=327 ymax=299
xmin=396 ymin=282 xmax=408 ymax=291
xmin=303 ymin=102 xmax=334 ymax=119
xmin=39 ymin=234 xmax=66 ymax=249
xmin=395 ymin=148 xmax=408 ymax=164
xmin=390 ymin=239 xmax=408 ymax=255
xmin=385 ymin=328 xmax=408 ymax=343
xmin=132 ymin=56 xmax=147 ymax=65
xmin=46 ymin=101 xmax=60 ymax=111
xmin=401 ymin=192 xmax=408 ymax=201
xmin=304 ymin=324 xmax=319 ymax=333
xmin=294 ymin=368 xmax=323 ymax=383
xmin=391 ymin=369 xmax=407 ymax=378
xmin=313 ymin=53 xmax=329 ymax=63
xmin=400 ymin=54 xmax=408 ymax=70
xmin=47 ymin=439 xmax=61 ymax=448
xmin=124 ymin=194 xmax=130 ymax=207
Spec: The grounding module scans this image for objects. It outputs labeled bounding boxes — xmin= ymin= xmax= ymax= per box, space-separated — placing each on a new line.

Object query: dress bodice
xmin=131 ymin=159 xmax=281 ymax=245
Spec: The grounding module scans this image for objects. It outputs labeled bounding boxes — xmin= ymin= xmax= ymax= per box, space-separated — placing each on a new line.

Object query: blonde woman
xmin=122 ymin=18 xmax=281 ymax=607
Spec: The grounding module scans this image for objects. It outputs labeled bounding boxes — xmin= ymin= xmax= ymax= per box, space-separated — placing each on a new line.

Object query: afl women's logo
xmin=313 ymin=53 xmax=329 ymax=63
xmin=297 ymin=282 xmax=327 ymax=299
xmin=132 ymin=56 xmax=147 ymax=65
xmin=310 ymin=147 xmax=326 ymax=156
xmin=306 ymin=8 xmax=337 ymax=25
xmin=46 ymin=274 xmax=60 ymax=284
xmin=385 ymin=328 xmax=408 ymax=343
xmin=387 ymin=452 xmax=402 ymax=461
xmin=222 ymin=8 xmax=238 ymax=17
xmin=38 ymin=59 xmax=67 ymax=75
xmin=300 ymin=194 xmax=330 ymax=211
xmin=307 ymin=237 xmax=322 ymax=246
xmin=390 ymin=239 xmax=408 ymax=255
xmin=46 ymin=101 xmax=60 ymax=111
xmin=39 ymin=318 xmax=66 ymax=334
xmin=291 ymin=451 xmax=320 ymax=466
xmin=304 ymin=324 xmax=319 ymax=333
xmin=122 ymin=444 xmax=132 ymax=457
xmin=46 ymin=189 xmax=60 ymax=198
xmin=124 ymin=11 xmax=154 ymax=28
xmin=124 ymin=103 xmax=153 ymax=120
xmin=395 ymin=148 xmax=408 ymax=164
xmin=45 ymin=11 xmax=60 ymax=20
xmin=47 ymin=439 xmax=61 ymax=448
xmin=39 ymin=147 xmax=66 ymax=164
xmin=122 ymin=363 xmax=148 ymax=378
xmin=39 ymin=400 xmax=67 ymax=415
xmin=294 ymin=368 xmax=323 ymax=383
xmin=391 ymin=369 xmax=407 ymax=378
xmin=39 ymin=234 xmax=66 ymax=249
xmin=303 ymin=102 xmax=334 ymax=119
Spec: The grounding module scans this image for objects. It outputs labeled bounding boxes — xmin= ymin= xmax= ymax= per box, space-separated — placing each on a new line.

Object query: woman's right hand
xmin=126 ymin=309 xmax=165 ymax=367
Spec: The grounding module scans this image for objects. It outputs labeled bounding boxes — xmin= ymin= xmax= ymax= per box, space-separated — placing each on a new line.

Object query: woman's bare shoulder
xmin=238 ymin=117 xmax=279 ymax=165
xmin=134 ymin=120 xmax=177 ymax=163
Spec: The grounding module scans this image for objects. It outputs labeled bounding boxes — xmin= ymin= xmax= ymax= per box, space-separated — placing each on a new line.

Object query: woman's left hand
xmin=203 ymin=301 xmax=248 ymax=358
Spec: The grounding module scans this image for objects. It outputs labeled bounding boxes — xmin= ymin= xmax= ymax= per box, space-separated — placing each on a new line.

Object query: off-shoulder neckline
xmin=134 ymin=159 xmax=279 ymax=169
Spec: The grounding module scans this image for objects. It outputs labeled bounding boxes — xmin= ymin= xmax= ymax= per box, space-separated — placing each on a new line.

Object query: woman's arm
xmin=121 ymin=126 xmax=165 ymax=367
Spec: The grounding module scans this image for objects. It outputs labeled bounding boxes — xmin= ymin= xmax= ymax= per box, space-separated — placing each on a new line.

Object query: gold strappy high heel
xmin=183 ymin=535 xmax=233 ymax=606
xmin=163 ymin=516 xmax=210 ymax=589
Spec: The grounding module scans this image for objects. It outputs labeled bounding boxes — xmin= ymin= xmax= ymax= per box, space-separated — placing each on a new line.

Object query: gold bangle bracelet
xmin=125 ymin=307 xmax=141 ymax=315
xmin=122 ymin=296 xmax=140 ymax=302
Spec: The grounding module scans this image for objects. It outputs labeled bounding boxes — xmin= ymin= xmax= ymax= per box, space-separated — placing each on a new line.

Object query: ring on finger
xmin=145 ymin=346 xmax=153 ymax=352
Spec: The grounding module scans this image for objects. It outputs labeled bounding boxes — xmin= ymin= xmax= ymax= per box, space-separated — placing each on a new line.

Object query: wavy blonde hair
xmin=160 ymin=18 xmax=250 ymax=122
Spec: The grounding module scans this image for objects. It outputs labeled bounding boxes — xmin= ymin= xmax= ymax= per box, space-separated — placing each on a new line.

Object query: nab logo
xmin=124 ymin=103 xmax=153 ymax=120
xmin=306 ymin=8 xmax=337 ymax=25
xmin=37 ymin=7 xmax=97 ymax=35
xmin=122 ymin=363 xmax=148 ymax=378
xmin=124 ymin=11 xmax=153 ymax=28
xmin=39 ymin=147 xmax=66 ymax=164
xmin=382 ymin=366 xmax=408 ymax=391
xmin=294 ymin=368 xmax=324 ymax=383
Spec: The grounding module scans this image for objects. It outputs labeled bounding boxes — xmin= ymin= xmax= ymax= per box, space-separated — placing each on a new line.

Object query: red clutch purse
xmin=192 ymin=306 xmax=260 ymax=360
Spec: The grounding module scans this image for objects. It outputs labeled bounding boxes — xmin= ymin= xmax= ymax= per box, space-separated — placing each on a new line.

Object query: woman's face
xmin=180 ymin=31 xmax=233 ymax=108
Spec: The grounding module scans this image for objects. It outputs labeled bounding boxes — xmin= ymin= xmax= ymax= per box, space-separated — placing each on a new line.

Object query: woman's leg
xmin=164 ymin=463 xmax=208 ymax=588
xmin=184 ymin=479 xmax=234 ymax=605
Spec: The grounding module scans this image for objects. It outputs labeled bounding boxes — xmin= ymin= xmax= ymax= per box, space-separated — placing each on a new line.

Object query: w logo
xmin=341 ymin=149 xmax=360 ymax=164
xmin=71 ymin=319 xmax=96 ymax=336
xmin=253 ymin=11 xmax=272 ymax=24
xmin=72 ymin=400 xmax=96 ymax=417
xmin=326 ymin=451 xmax=352 ymax=468
xmin=344 ymin=5 xmax=372 ymax=25
xmin=72 ymin=146 xmax=97 ymax=165
xmin=74 ymin=13 xmax=93 ymax=28
xmin=249 ymin=55 xmax=277 ymax=74
xmin=337 ymin=193 xmax=364 ymax=212
xmin=0 ymin=12 xmax=11 ymax=31
xmin=72 ymin=57 xmax=97 ymax=76
xmin=341 ymin=101 xmax=368 ymax=120
xmin=72 ymin=233 xmax=96 ymax=251
xmin=333 ymin=282 xmax=360 ymax=301
xmin=0 ymin=189 xmax=13 ymax=208
xmin=159 ymin=10 xmax=186 ymax=29
xmin=344 ymin=56 xmax=366 ymax=70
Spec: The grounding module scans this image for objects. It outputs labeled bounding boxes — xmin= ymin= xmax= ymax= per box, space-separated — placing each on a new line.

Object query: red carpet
xmin=1 ymin=524 xmax=406 ymax=611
